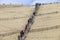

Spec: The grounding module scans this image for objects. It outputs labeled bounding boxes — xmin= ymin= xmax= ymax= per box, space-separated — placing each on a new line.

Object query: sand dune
xmin=0 ymin=5 xmax=34 ymax=40
xmin=0 ymin=3 xmax=60 ymax=40
xmin=25 ymin=3 xmax=60 ymax=40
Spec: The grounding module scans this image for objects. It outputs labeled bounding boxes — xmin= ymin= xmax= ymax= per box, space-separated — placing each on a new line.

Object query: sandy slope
xmin=0 ymin=3 xmax=60 ymax=40
xmin=25 ymin=3 xmax=60 ymax=40
xmin=0 ymin=5 xmax=34 ymax=40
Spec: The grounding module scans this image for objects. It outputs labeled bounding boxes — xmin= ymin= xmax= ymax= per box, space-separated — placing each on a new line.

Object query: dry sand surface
xmin=25 ymin=4 xmax=60 ymax=40
xmin=0 ymin=5 xmax=34 ymax=40
xmin=0 ymin=3 xmax=60 ymax=40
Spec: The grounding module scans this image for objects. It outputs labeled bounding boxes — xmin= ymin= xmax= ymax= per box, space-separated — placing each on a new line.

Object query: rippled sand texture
xmin=25 ymin=4 xmax=60 ymax=40
xmin=0 ymin=5 xmax=34 ymax=40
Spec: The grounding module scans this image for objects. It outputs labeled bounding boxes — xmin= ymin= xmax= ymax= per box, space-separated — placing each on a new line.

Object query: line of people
xmin=18 ymin=3 xmax=41 ymax=40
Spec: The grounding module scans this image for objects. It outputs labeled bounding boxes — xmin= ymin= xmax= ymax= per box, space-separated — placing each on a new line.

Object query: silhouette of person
xmin=18 ymin=30 xmax=24 ymax=40
xmin=24 ymin=24 xmax=28 ymax=31
xmin=20 ymin=30 xmax=24 ymax=37
xmin=33 ymin=12 xmax=36 ymax=16
xmin=28 ymin=18 xmax=32 ymax=23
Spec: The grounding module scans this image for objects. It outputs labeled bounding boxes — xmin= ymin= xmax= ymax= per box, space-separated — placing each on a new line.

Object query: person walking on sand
xmin=18 ymin=30 xmax=24 ymax=40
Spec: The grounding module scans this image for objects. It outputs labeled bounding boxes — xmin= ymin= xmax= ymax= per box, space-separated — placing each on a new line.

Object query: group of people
xmin=18 ymin=3 xmax=41 ymax=40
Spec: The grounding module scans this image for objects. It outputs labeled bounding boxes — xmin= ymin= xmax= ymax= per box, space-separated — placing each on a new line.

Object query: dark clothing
xmin=28 ymin=18 xmax=32 ymax=23
xmin=20 ymin=30 xmax=24 ymax=37
xmin=24 ymin=24 xmax=28 ymax=31
xmin=18 ymin=35 xmax=20 ymax=40
xmin=33 ymin=12 xmax=35 ymax=15
xmin=35 ymin=3 xmax=41 ymax=7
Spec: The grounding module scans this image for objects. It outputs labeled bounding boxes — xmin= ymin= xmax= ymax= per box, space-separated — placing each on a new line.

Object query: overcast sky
xmin=0 ymin=0 xmax=60 ymax=5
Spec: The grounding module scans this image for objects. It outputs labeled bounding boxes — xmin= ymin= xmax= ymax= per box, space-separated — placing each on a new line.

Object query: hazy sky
xmin=0 ymin=0 xmax=60 ymax=5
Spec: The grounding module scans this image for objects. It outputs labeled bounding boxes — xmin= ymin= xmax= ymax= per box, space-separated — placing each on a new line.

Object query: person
xmin=18 ymin=30 xmax=24 ymax=40
xmin=20 ymin=30 xmax=24 ymax=37
xmin=33 ymin=12 xmax=36 ymax=16
xmin=35 ymin=3 xmax=41 ymax=10
xmin=24 ymin=24 xmax=28 ymax=31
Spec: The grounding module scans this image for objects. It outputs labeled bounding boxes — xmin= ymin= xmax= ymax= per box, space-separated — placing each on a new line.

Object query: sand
xmin=0 ymin=5 xmax=34 ymax=40
xmin=25 ymin=3 xmax=60 ymax=40
xmin=0 ymin=3 xmax=60 ymax=40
